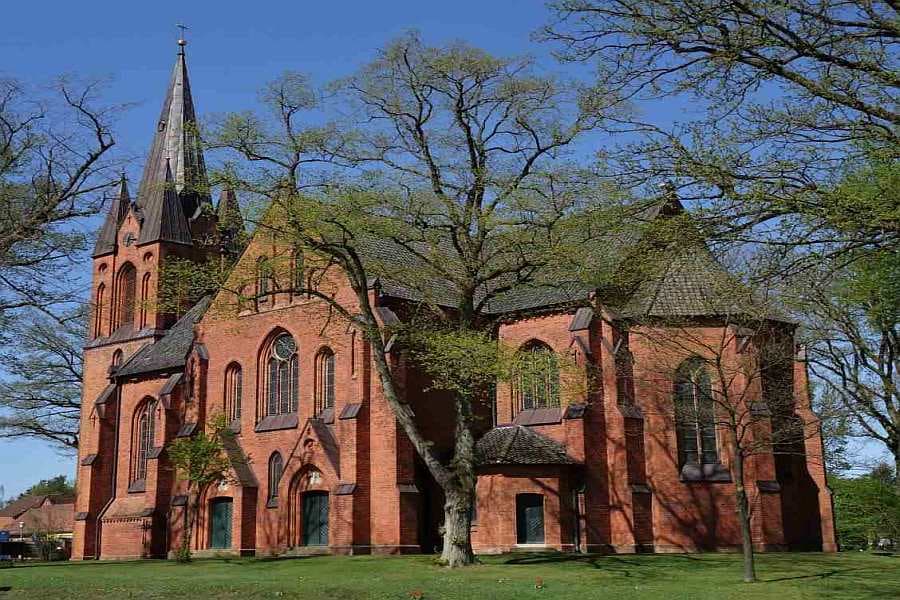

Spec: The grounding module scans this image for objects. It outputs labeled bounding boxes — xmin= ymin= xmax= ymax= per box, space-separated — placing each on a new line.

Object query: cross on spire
xmin=176 ymin=23 xmax=189 ymax=53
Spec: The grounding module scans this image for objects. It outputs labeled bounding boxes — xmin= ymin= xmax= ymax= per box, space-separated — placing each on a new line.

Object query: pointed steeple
xmin=139 ymin=158 xmax=193 ymax=246
xmin=136 ymin=41 xmax=211 ymax=246
xmin=216 ymin=187 xmax=247 ymax=262
xmin=93 ymin=173 xmax=131 ymax=257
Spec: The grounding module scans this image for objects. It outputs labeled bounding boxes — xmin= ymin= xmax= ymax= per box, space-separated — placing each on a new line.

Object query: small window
xmin=139 ymin=272 xmax=151 ymax=328
xmin=257 ymin=257 xmax=272 ymax=298
xmin=315 ymin=348 xmax=335 ymax=414
xmin=513 ymin=341 xmax=560 ymax=412
xmin=225 ymin=363 xmax=242 ymax=424
xmin=516 ymin=493 xmax=545 ymax=545
xmin=111 ymin=349 xmax=123 ymax=370
xmin=674 ymin=358 xmax=718 ymax=468
xmin=292 ymin=249 xmax=304 ymax=295
xmin=349 ymin=330 xmax=357 ymax=376
xmin=93 ymin=283 xmax=106 ymax=338
xmin=268 ymin=452 xmax=283 ymax=506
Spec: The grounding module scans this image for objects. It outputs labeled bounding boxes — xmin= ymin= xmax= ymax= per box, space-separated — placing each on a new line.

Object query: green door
xmin=209 ymin=498 xmax=233 ymax=549
xmin=516 ymin=494 xmax=545 ymax=544
xmin=302 ymin=492 xmax=329 ymax=546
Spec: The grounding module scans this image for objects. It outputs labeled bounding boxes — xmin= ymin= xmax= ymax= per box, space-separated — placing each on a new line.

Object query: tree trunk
xmin=894 ymin=449 xmax=900 ymax=497
xmin=733 ymin=451 xmax=757 ymax=583
xmin=181 ymin=488 xmax=198 ymax=559
xmin=439 ymin=393 xmax=477 ymax=567
xmin=440 ymin=486 xmax=475 ymax=567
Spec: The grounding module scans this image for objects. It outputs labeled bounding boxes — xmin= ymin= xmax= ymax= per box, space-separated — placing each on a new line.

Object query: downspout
xmin=94 ymin=384 xmax=121 ymax=559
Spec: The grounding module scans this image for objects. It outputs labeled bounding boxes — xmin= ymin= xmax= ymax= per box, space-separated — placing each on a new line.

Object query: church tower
xmin=73 ymin=39 xmax=236 ymax=560
xmin=88 ymin=38 xmax=219 ymax=342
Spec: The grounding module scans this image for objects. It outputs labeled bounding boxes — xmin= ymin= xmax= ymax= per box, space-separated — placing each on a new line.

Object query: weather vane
xmin=176 ymin=23 xmax=189 ymax=47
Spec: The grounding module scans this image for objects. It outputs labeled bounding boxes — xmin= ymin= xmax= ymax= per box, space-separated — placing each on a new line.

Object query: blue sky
xmin=0 ymin=0 xmax=582 ymax=500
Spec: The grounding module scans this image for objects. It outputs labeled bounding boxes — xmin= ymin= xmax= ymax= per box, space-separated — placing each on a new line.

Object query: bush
xmin=173 ymin=546 xmax=192 ymax=563
xmin=831 ymin=473 xmax=900 ymax=550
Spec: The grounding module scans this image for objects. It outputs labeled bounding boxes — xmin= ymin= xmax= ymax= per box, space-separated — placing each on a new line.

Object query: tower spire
xmin=93 ymin=173 xmax=131 ymax=257
xmin=135 ymin=38 xmax=211 ymax=246
xmin=216 ymin=187 xmax=246 ymax=263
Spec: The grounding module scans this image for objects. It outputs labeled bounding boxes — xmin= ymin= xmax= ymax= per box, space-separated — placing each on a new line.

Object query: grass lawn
xmin=0 ymin=552 xmax=897 ymax=599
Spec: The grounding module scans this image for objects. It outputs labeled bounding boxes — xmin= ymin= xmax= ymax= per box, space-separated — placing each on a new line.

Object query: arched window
xmin=114 ymin=263 xmax=137 ymax=331
xmin=266 ymin=333 xmax=298 ymax=416
xmin=513 ymin=341 xmax=560 ymax=411
xmin=267 ymin=452 xmax=283 ymax=506
xmin=93 ymin=283 xmax=106 ymax=338
xmin=111 ymin=349 xmax=123 ymax=371
xmin=674 ymin=358 xmax=718 ymax=467
xmin=225 ymin=363 xmax=242 ymax=424
xmin=315 ymin=348 xmax=335 ymax=415
xmin=256 ymin=257 xmax=272 ymax=298
xmin=139 ymin=272 xmax=151 ymax=328
xmin=132 ymin=399 xmax=157 ymax=483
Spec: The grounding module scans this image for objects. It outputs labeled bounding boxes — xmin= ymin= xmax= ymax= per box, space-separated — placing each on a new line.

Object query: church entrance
xmin=516 ymin=493 xmax=545 ymax=545
xmin=209 ymin=498 xmax=233 ymax=549
xmin=301 ymin=492 xmax=329 ymax=546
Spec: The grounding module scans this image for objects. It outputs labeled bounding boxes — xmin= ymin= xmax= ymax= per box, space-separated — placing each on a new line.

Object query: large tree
xmin=207 ymin=32 xmax=623 ymax=566
xmin=0 ymin=76 xmax=119 ymax=319
xmin=543 ymin=0 xmax=899 ymax=269
xmin=792 ymin=248 xmax=899 ymax=492
xmin=0 ymin=307 xmax=85 ymax=450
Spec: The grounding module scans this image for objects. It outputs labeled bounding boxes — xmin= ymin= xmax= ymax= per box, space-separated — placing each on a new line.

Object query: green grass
xmin=0 ymin=552 xmax=897 ymax=599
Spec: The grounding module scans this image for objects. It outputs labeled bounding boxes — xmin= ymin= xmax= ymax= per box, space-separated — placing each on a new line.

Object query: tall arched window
xmin=267 ymin=452 xmax=283 ymax=506
xmin=315 ymin=348 xmax=335 ymax=415
xmin=93 ymin=283 xmax=106 ymax=338
xmin=139 ymin=272 xmax=151 ymax=328
xmin=114 ymin=263 xmax=137 ymax=331
xmin=674 ymin=358 xmax=718 ymax=468
xmin=266 ymin=333 xmax=298 ymax=416
xmin=132 ymin=399 xmax=157 ymax=483
xmin=225 ymin=363 xmax=242 ymax=424
xmin=513 ymin=341 xmax=560 ymax=412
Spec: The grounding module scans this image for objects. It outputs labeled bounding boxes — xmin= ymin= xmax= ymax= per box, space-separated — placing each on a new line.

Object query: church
xmin=72 ymin=43 xmax=836 ymax=560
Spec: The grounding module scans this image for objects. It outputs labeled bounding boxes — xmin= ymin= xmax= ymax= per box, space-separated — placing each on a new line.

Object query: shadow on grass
xmin=761 ymin=568 xmax=858 ymax=583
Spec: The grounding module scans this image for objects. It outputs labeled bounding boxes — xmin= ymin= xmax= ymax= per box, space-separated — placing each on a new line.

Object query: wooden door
xmin=301 ymin=492 xmax=329 ymax=546
xmin=209 ymin=498 xmax=233 ymax=549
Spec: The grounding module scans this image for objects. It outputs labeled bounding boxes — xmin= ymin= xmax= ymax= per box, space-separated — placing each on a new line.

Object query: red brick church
xmin=72 ymin=45 xmax=836 ymax=560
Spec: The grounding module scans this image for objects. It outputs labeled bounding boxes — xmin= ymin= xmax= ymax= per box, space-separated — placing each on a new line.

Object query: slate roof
xmin=352 ymin=200 xmax=687 ymax=317
xmin=93 ymin=174 xmax=131 ymax=257
xmin=135 ymin=46 xmax=211 ymax=247
xmin=308 ymin=419 xmax=340 ymax=475
xmin=476 ymin=425 xmax=579 ymax=466
xmin=115 ymin=296 xmax=211 ymax=377
xmin=620 ymin=248 xmax=750 ymax=318
xmin=220 ymin=433 xmax=258 ymax=488
xmin=0 ymin=495 xmax=48 ymax=518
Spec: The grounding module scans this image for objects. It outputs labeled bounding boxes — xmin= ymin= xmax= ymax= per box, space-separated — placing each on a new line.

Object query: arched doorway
xmin=209 ymin=498 xmax=233 ymax=549
xmin=301 ymin=491 xmax=329 ymax=546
